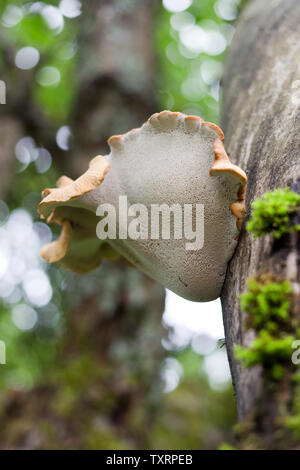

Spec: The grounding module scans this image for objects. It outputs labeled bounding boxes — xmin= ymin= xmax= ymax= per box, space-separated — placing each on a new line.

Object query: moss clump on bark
xmin=235 ymin=276 xmax=294 ymax=381
xmin=235 ymin=331 xmax=295 ymax=381
xmin=234 ymin=187 xmax=300 ymax=448
xmin=247 ymin=188 xmax=300 ymax=239
xmin=240 ymin=276 xmax=292 ymax=332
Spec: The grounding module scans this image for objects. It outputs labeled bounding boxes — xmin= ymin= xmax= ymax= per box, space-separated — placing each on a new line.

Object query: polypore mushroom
xmin=38 ymin=111 xmax=247 ymax=302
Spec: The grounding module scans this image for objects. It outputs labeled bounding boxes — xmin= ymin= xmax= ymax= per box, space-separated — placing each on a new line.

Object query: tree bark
xmin=221 ymin=0 xmax=300 ymax=425
xmin=0 ymin=115 xmax=22 ymax=200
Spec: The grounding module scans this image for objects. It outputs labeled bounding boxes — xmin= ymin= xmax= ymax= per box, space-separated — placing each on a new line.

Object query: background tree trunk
xmin=0 ymin=115 xmax=22 ymax=200
xmin=221 ymin=0 xmax=300 ymax=429
xmin=71 ymin=0 xmax=157 ymax=176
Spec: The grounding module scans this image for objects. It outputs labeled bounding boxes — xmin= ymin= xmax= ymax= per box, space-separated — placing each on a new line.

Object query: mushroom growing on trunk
xmin=38 ymin=111 xmax=247 ymax=301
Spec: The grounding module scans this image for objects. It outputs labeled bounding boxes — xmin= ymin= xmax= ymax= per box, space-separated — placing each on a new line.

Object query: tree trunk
xmin=221 ymin=0 xmax=300 ymax=444
xmin=0 ymin=115 xmax=22 ymax=200
xmin=71 ymin=0 xmax=157 ymax=176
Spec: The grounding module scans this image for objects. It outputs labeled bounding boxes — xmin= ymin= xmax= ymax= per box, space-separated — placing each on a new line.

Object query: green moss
xmin=234 ymin=189 xmax=300 ymax=446
xmin=240 ymin=277 xmax=292 ymax=333
xmin=218 ymin=443 xmax=236 ymax=450
xmin=235 ymin=331 xmax=295 ymax=379
xmin=236 ymin=277 xmax=294 ymax=381
xmin=247 ymin=188 xmax=300 ymax=239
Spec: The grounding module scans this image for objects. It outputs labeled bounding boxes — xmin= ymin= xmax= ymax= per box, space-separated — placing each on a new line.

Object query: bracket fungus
xmin=38 ymin=111 xmax=247 ymax=302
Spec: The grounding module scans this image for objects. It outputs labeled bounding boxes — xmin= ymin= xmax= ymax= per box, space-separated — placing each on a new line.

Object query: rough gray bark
xmin=221 ymin=0 xmax=300 ymax=420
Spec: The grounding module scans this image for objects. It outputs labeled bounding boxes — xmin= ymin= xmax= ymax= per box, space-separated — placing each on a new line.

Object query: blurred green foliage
xmin=151 ymin=348 xmax=236 ymax=449
xmin=0 ymin=0 xmax=79 ymax=392
xmin=156 ymin=0 xmax=245 ymax=123
xmin=0 ymin=0 xmax=78 ymax=122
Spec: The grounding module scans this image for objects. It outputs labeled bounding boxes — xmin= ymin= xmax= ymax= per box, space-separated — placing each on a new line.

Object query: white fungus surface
xmin=39 ymin=112 xmax=245 ymax=301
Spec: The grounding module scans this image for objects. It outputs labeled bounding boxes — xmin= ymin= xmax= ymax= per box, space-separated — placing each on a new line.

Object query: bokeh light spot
xmin=215 ymin=0 xmax=238 ymax=21
xmin=41 ymin=5 xmax=64 ymax=32
xmin=163 ymin=0 xmax=192 ymax=13
xmin=59 ymin=0 xmax=82 ymax=18
xmin=37 ymin=66 xmax=61 ymax=87
xmin=2 ymin=5 xmax=23 ymax=27
xmin=180 ymin=25 xmax=205 ymax=54
xmin=204 ymin=350 xmax=231 ymax=390
xmin=201 ymin=30 xmax=227 ymax=56
xmin=35 ymin=148 xmax=52 ymax=173
xmin=23 ymin=269 xmax=53 ymax=307
xmin=56 ymin=125 xmax=72 ymax=150
xmin=12 ymin=304 xmax=38 ymax=331
xmin=161 ymin=357 xmax=183 ymax=393
xmin=15 ymin=47 xmax=40 ymax=70
xmin=170 ymin=11 xmax=195 ymax=31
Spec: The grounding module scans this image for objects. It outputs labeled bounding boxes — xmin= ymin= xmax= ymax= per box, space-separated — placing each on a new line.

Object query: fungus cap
xmin=38 ymin=111 xmax=247 ymax=302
